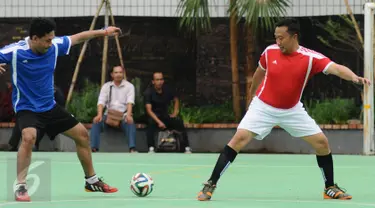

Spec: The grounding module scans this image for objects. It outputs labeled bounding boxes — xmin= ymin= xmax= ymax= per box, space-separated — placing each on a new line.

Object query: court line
xmin=0 ymin=160 xmax=370 ymax=169
xmin=0 ymin=197 xmax=375 ymax=207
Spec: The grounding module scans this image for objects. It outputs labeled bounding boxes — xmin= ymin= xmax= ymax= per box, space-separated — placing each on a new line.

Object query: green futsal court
xmin=0 ymin=152 xmax=374 ymax=208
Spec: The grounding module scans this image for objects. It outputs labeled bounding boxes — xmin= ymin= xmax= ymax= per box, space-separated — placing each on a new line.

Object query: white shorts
xmin=237 ymin=96 xmax=322 ymax=140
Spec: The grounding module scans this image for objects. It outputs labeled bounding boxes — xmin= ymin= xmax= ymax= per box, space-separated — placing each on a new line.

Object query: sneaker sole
xmin=15 ymin=197 xmax=30 ymax=202
xmin=197 ymin=197 xmax=211 ymax=201
xmin=85 ymin=188 xmax=118 ymax=193
xmin=323 ymin=194 xmax=352 ymax=200
xmin=197 ymin=192 xmax=212 ymax=201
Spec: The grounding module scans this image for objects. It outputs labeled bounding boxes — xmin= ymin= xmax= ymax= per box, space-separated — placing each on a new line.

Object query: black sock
xmin=316 ymin=153 xmax=334 ymax=188
xmin=208 ymin=145 xmax=238 ymax=185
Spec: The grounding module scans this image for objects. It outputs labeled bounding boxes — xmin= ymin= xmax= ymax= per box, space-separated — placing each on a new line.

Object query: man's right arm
xmin=145 ymin=104 xmax=163 ymax=125
xmin=247 ymin=47 xmax=268 ymax=105
xmin=249 ymin=67 xmax=266 ymax=98
xmin=144 ymin=90 xmax=163 ymax=125
xmin=0 ymin=45 xmax=16 ymax=74
xmin=94 ymin=84 xmax=109 ymax=123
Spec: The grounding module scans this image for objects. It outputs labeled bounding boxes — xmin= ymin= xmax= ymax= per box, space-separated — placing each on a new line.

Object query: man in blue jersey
xmin=0 ymin=18 xmax=120 ymax=202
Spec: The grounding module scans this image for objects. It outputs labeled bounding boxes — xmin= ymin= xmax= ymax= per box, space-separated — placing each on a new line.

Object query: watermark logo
xmin=7 ymin=158 xmax=51 ymax=201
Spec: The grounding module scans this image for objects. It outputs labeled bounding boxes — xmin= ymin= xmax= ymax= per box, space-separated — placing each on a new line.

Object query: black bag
xmin=157 ymin=130 xmax=182 ymax=152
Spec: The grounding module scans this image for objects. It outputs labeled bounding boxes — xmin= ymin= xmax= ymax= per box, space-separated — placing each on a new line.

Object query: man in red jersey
xmin=197 ymin=18 xmax=370 ymax=201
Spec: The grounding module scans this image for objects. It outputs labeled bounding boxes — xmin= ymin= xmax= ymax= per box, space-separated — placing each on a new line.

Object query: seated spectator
xmin=0 ymin=85 xmax=65 ymax=151
xmin=90 ymin=66 xmax=137 ymax=153
xmin=0 ymin=80 xmax=14 ymax=122
xmin=143 ymin=72 xmax=191 ymax=153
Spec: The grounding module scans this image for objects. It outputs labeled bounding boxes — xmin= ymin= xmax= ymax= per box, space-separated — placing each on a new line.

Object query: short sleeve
xmin=170 ymin=87 xmax=177 ymax=98
xmin=143 ymin=88 xmax=152 ymax=105
xmin=258 ymin=49 xmax=267 ymax=71
xmin=311 ymin=53 xmax=334 ymax=75
xmin=126 ymin=84 xmax=135 ymax=104
xmin=0 ymin=44 xmax=17 ymax=64
xmin=52 ymin=36 xmax=72 ymax=56
xmin=97 ymin=83 xmax=110 ymax=106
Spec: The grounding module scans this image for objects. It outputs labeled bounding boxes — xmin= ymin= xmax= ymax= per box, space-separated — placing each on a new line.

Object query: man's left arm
xmin=170 ymin=97 xmax=179 ymax=118
xmin=70 ymin=26 xmax=121 ymax=46
xmin=53 ymin=27 xmax=121 ymax=57
xmin=311 ymin=54 xmax=371 ymax=86
xmin=325 ymin=63 xmax=371 ymax=85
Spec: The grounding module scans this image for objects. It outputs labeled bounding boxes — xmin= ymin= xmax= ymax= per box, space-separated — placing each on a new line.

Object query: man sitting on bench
xmin=90 ymin=66 xmax=137 ymax=153
xmin=143 ymin=72 xmax=191 ymax=153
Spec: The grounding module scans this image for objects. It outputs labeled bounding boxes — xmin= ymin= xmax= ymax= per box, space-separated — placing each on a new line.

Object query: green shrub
xmin=66 ymin=79 xmax=100 ymax=123
xmin=179 ymin=101 xmax=235 ymax=123
xmin=304 ymin=98 xmax=359 ymax=124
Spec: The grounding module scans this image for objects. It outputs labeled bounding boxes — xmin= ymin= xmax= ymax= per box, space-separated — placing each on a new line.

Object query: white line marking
xmin=0 ymin=160 xmax=369 ymax=169
xmin=0 ymin=197 xmax=374 ymax=207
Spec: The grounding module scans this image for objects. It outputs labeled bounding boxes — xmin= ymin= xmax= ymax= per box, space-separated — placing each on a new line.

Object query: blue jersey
xmin=0 ymin=36 xmax=71 ymax=113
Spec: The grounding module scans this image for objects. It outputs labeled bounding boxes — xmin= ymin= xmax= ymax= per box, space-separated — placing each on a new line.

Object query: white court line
xmin=0 ymin=160 xmax=370 ymax=169
xmin=0 ymin=197 xmax=375 ymax=207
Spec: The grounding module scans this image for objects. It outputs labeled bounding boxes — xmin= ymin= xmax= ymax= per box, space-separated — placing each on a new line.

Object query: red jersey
xmin=256 ymin=44 xmax=333 ymax=109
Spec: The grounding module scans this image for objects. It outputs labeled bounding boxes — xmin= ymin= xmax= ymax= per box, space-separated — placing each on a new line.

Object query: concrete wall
xmin=0 ymin=127 xmax=364 ymax=154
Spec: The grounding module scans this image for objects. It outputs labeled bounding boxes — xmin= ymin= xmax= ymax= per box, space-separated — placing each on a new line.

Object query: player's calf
xmin=303 ymin=132 xmax=330 ymax=155
xmin=17 ymin=128 xmax=37 ymax=184
xmin=197 ymin=130 xmax=255 ymax=201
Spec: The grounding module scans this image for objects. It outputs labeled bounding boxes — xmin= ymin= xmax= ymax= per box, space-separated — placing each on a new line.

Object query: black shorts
xmin=16 ymin=104 xmax=79 ymax=137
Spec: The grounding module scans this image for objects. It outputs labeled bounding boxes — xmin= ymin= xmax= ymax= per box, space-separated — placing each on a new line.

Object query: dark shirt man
xmin=143 ymin=72 xmax=191 ymax=153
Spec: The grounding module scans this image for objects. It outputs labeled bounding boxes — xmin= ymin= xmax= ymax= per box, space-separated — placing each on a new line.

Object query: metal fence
xmin=0 ymin=0 xmax=367 ymax=18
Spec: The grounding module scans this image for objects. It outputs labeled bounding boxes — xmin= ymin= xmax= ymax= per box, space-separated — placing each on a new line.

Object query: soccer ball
xmin=130 ymin=173 xmax=154 ymax=197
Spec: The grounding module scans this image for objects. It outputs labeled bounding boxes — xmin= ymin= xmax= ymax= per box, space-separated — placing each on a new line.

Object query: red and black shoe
xmin=85 ymin=177 xmax=118 ymax=193
xmin=14 ymin=184 xmax=30 ymax=202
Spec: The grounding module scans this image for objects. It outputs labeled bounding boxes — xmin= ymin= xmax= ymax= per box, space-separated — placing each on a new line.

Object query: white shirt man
xmin=98 ymin=80 xmax=135 ymax=116
xmin=91 ymin=66 xmax=137 ymax=153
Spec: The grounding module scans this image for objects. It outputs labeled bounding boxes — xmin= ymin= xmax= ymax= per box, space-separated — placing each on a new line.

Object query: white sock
xmin=85 ymin=175 xmax=99 ymax=184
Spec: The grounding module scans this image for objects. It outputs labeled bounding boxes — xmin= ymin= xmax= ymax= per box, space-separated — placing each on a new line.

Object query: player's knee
xmin=231 ymin=130 xmax=252 ymax=145
xmin=314 ymin=137 xmax=330 ymax=153
xmin=78 ymin=129 xmax=90 ymax=144
xmin=21 ymin=130 xmax=36 ymax=146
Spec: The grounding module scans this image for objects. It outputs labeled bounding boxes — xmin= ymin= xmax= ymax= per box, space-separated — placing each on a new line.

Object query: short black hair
xmin=111 ymin=65 xmax=124 ymax=73
xmin=29 ymin=18 xmax=56 ymax=38
xmin=275 ymin=18 xmax=300 ymax=37
xmin=152 ymin=72 xmax=163 ymax=80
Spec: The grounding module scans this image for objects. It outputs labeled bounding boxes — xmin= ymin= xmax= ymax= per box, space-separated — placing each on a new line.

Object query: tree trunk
xmin=230 ymin=0 xmax=241 ymax=122
xmin=245 ymin=26 xmax=256 ymax=107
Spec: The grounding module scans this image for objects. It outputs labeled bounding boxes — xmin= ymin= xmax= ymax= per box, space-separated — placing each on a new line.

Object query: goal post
xmin=363 ymin=2 xmax=375 ymax=155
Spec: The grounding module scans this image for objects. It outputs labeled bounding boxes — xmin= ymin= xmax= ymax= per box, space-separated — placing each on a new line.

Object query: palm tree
xmin=177 ymin=0 xmax=290 ymax=121
xmin=230 ymin=0 xmax=290 ymax=108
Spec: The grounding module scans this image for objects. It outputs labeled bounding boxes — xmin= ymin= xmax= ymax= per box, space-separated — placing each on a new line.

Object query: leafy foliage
xmin=131 ymin=77 xmax=146 ymax=123
xmin=176 ymin=0 xmax=212 ymax=35
xmin=304 ymin=98 xmax=359 ymax=124
xmin=177 ymin=101 xmax=235 ymax=123
xmin=230 ymin=0 xmax=291 ymax=31
xmin=66 ymin=79 xmax=100 ymax=123
xmin=177 ymin=0 xmax=291 ymax=35
xmin=314 ymin=15 xmax=363 ymax=57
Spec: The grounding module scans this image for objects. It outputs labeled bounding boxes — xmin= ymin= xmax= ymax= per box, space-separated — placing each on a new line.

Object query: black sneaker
xmin=85 ymin=177 xmax=118 ymax=193
xmin=197 ymin=180 xmax=216 ymax=201
xmin=324 ymin=183 xmax=352 ymax=200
